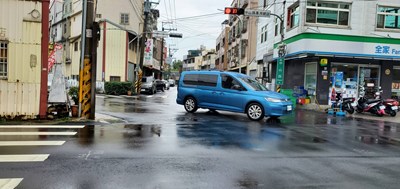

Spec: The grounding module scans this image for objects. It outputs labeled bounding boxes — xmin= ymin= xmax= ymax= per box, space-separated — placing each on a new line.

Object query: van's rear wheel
xmin=246 ymin=103 xmax=264 ymax=121
xmin=184 ymin=97 xmax=198 ymax=113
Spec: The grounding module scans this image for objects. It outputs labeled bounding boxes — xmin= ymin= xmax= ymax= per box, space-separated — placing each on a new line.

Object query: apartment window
xmin=261 ymin=25 xmax=268 ymax=43
xmin=120 ymin=13 xmax=129 ymax=25
xmin=96 ymin=14 xmax=102 ymax=19
xmin=287 ymin=3 xmax=300 ymax=29
xmin=110 ymin=76 xmax=121 ymax=82
xmin=64 ymin=23 xmax=67 ymax=34
xmin=306 ymin=2 xmax=350 ymax=26
xmin=69 ymin=2 xmax=72 ymax=12
xmin=377 ymin=6 xmax=400 ymax=29
xmin=0 ymin=41 xmax=7 ymax=78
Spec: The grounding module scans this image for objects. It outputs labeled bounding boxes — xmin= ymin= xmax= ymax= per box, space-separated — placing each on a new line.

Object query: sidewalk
xmin=296 ymin=103 xmax=400 ymax=124
xmin=96 ymin=94 xmax=139 ymax=99
xmin=69 ymin=112 xmax=123 ymax=124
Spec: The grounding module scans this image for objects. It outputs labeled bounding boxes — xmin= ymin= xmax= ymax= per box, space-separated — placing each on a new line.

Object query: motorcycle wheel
xmin=356 ymin=108 xmax=363 ymax=113
xmin=346 ymin=107 xmax=355 ymax=114
xmin=390 ymin=110 xmax=397 ymax=117
xmin=344 ymin=104 xmax=355 ymax=114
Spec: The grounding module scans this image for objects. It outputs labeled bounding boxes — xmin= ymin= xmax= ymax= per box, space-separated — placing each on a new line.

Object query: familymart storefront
xmin=273 ymin=33 xmax=400 ymax=105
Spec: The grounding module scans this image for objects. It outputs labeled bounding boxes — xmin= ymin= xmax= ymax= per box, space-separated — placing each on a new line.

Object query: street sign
xmin=276 ymin=58 xmax=284 ymax=85
xmin=244 ymin=9 xmax=271 ymax=17
xmin=152 ymin=31 xmax=169 ymax=38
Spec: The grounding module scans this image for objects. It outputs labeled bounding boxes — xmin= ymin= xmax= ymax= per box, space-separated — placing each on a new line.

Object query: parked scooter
xmin=374 ymin=87 xmax=398 ymax=117
xmin=356 ymin=87 xmax=385 ymax=116
xmin=334 ymin=92 xmax=355 ymax=114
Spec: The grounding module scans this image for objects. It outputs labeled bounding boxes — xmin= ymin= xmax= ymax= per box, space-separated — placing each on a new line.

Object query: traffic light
xmin=224 ymin=7 xmax=244 ymax=15
xmin=169 ymin=33 xmax=183 ymax=38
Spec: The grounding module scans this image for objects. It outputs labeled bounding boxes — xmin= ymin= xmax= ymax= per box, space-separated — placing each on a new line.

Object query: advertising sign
xmin=144 ymin=39 xmax=153 ymax=66
xmin=276 ymin=58 xmax=285 ymax=85
xmin=335 ymin=72 xmax=343 ymax=88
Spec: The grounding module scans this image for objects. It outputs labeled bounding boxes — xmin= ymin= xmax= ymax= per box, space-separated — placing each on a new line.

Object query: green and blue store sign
xmin=273 ymin=33 xmax=400 ymax=59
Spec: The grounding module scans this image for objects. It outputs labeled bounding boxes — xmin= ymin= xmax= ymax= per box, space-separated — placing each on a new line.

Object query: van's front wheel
xmin=184 ymin=97 xmax=198 ymax=113
xmin=246 ymin=103 xmax=264 ymax=121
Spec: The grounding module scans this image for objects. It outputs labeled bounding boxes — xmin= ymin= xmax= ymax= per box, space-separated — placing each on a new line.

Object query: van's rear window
xmin=183 ymin=74 xmax=218 ymax=87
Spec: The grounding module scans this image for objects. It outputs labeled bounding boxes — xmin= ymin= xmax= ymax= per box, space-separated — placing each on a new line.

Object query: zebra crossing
xmin=0 ymin=125 xmax=85 ymax=189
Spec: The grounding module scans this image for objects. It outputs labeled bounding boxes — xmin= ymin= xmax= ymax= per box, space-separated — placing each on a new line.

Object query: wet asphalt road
xmin=2 ymin=87 xmax=400 ymax=188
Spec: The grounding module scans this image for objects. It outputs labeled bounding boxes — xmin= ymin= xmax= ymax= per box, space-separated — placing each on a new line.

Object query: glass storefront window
xmin=331 ymin=64 xmax=358 ymax=99
xmin=304 ymin=63 xmax=317 ymax=95
xmin=392 ymin=67 xmax=400 ymax=100
xmin=359 ymin=67 xmax=380 ymax=99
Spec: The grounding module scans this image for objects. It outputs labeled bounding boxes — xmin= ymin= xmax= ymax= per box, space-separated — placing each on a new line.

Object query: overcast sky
xmin=155 ymin=0 xmax=232 ymax=61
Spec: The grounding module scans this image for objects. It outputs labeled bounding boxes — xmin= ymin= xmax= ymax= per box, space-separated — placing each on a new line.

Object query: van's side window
xmin=183 ymin=74 xmax=198 ymax=85
xmin=183 ymin=74 xmax=217 ymax=87
xmin=198 ymin=74 xmax=218 ymax=87
xmin=221 ymin=75 xmax=242 ymax=89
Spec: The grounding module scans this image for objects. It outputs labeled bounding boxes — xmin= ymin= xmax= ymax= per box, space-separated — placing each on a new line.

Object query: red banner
xmin=48 ymin=44 xmax=63 ymax=71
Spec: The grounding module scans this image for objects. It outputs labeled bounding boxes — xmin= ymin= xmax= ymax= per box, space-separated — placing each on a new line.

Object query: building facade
xmin=226 ymin=0 xmax=258 ymax=75
xmin=0 ymin=0 xmax=44 ymax=118
xmin=183 ymin=49 xmax=202 ymax=71
xmin=201 ymin=49 xmax=217 ymax=70
xmin=96 ymin=0 xmax=144 ymax=82
xmin=257 ymin=0 xmax=400 ymax=105
xmin=215 ymin=27 xmax=229 ymax=70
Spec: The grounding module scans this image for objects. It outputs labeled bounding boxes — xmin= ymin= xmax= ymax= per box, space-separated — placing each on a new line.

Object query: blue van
xmin=176 ymin=71 xmax=293 ymax=121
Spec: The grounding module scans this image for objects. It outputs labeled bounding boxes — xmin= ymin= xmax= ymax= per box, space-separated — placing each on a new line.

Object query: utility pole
xmin=79 ymin=0 xmax=98 ymax=119
xmin=160 ymin=21 xmax=175 ymax=80
xmin=237 ymin=16 xmax=243 ymax=74
xmin=39 ymin=0 xmax=50 ymax=119
xmin=136 ymin=0 xmax=151 ymax=94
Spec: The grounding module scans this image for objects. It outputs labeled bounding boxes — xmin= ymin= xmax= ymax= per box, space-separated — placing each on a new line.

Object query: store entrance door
xmin=359 ymin=66 xmax=380 ymax=99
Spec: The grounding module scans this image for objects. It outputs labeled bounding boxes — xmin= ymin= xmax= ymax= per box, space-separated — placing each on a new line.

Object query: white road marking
xmin=0 ymin=125 xmax=85 ymax=129
xmin=0 ymin=154 xmax=49 ymax=162
xmin=0 ymin=178 xmax=23 ymax=189
xmin=0 ymin=132 xmax=77 ymax=136
xmin=85 ymin=151 xmax=91 ymax=160
xmin=0 ymin=141 xmax=65 ymax=146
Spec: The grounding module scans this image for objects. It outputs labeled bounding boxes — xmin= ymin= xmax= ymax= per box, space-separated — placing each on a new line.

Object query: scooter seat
xmin=366 ymin=99 xmax=381 ymax=103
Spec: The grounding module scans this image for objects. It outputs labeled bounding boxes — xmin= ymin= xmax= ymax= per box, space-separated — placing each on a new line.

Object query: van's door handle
xmin=212 ymin=91 xmax=217 ymax=95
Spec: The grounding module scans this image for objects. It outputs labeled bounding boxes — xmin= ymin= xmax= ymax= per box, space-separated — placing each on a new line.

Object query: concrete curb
xmin=296 ymin=104 xmax=400 ymax=124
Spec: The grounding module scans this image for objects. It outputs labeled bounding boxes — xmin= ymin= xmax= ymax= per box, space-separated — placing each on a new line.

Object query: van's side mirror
xmin=232 ymin=85 xmax=243 ymax=91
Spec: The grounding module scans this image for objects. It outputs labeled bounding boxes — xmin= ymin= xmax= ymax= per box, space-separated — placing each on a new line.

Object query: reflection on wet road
xmin=2 ymin=88 xmax=400 ymax=188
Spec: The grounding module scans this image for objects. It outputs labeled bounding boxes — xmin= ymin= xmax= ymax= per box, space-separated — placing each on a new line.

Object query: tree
xmin=172 ymin=60 xmax=182 ymax=71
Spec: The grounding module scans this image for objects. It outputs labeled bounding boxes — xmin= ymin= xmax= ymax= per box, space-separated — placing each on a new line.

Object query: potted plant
xmin=68 ymin=86 xmax=79 ymax=117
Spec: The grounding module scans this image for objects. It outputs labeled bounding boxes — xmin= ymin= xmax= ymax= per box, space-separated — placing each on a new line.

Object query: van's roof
xmin=181 ymin=70 xmax=249 ymax=78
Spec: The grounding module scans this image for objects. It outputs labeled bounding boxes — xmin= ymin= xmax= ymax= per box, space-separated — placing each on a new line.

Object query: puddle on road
xmin=123 ymin=107 xmax=149 ymax=113
xmin=356 ymin=135 xmax=393 ymax=145
xmin=312 ymin=137 xmax=327 ymax=143
xmin=237 ymin=176 xmax=260 ymax=189
xmin=124 ymin=124 xmax=162 ymax=137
